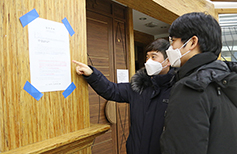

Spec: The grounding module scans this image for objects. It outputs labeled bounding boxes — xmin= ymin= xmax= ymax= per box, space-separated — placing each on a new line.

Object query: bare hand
xmin=72 ymin=60 xmax=93 ymax=76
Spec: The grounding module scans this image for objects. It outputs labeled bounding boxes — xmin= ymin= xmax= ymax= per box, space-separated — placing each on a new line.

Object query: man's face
xmin=146 ymin=51 xmax=165 ymax=63
xmin=146 ymin=51 xmax=170 ymax=75
xmin=169 ymin=37 xmax=192 ymax=66
xmin=169 ymin=37 xmax=187 ymax=55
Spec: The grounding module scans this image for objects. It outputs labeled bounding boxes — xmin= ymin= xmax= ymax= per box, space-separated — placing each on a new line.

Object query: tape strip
xmin=19 ymin=8 xmax=39 ymax=27
xmin=62 ymin=82 xmax=76 ymax=98
xmin=23 ymin=81 xmax=43 ymax=101
xmin=62 ymin=17 xmax=75 ymax=36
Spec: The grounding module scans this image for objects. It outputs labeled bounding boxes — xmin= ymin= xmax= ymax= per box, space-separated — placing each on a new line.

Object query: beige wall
xmin=0 ymin=0 xmax=109 ymax=153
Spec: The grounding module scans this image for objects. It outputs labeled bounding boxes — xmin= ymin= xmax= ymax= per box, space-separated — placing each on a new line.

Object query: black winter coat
xmin=84 ymin=66 xmax=175 ymax=154
xmin=160 ymin=52 xmax=237 ymax=154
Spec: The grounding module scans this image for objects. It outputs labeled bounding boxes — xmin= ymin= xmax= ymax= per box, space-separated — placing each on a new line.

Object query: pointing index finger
xmin=72 ymin=60 xmax=82 ymax=65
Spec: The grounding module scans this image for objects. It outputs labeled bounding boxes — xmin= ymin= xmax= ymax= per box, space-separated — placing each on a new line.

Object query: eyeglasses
xmin=169 ymin=37 xmax=173 ymax=45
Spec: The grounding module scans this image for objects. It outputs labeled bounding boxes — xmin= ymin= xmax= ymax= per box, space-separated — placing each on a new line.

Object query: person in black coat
xmin=160 ymin=12 xmax=237 ymax=154
xmin=73 ymin=39 xmax=175 ymax=154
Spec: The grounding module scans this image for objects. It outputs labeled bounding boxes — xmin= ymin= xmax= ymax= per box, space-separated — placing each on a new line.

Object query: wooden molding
xmin=2 ymin=124 xmax=110 ymax=154
xmin=116 ymin=0 xmax=215 ymax=25
xmin=216 ymin=8 xmax=237 ymax=14
xmin=126 ymin=8 xmax=136 ymax=77
xmin=211 ymin=0 xmax=237 ymax=1
xmin=117 ymin=0 xmax=178 ymax=24
xmin=153 ymin=0 xmax=215 ymax=17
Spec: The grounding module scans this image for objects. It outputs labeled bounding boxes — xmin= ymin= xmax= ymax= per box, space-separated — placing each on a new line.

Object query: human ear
xmin=189 ymin=36 xmax=199 ymax=50
xmin=166 ymin=58 xmax=171 ymax=67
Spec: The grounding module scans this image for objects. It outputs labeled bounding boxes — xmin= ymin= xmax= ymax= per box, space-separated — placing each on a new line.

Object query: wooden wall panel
xmin=134 ymin=30 xmax=154 ymax=46
xmin=116 ymin=0 xmax=178 ymax=25
xmin=116 ymin=0 xmax=215 ymax=25
xmin=134 ymin=30 xmax=155 ymax=70
xmin=87 ymin=0 xmax=112 ymax=16
xmin=153 ymin=0 xmax=215 ymax=17
xmin=114 ymin=4 xmax=126 ymax=20
xmin=0 ymin=0 xmax=92 ymax=152
xmin=91 ymin=139 xmax=113 ymax=153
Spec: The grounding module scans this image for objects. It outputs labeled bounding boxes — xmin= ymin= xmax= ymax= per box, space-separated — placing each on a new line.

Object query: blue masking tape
xmin=62 ymin=17 xmax=75 ymax=36
xmin=19 ymin=8 xmax=39 ymax=27
xmin=23 ymin=81 xmax=43 ymax=101
xmin=62 ymin=82 xmax=76 ymax=98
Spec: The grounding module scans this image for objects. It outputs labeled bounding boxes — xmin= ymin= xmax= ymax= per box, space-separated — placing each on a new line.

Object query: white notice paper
xmin=28 ymin=18 xmax=71 ymax=92
xmin=117 ymin=69 xmax=129 ymax=83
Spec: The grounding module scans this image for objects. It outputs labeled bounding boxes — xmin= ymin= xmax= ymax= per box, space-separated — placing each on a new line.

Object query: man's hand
xmin=72 ymin=60 xmax=93 ymax=76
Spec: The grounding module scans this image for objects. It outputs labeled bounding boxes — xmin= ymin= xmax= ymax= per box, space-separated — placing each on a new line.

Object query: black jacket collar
xmin=130 ymin=67 xmax=175 ymax=94
xmin=176 ymin=52 xmax=218 ymax=81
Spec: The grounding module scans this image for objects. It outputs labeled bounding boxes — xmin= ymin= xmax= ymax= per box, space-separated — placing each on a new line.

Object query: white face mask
xmin=166 ymin=38 xmax=192 ymax=67
xmin=144 ymin=58 xmax=167 ymax=76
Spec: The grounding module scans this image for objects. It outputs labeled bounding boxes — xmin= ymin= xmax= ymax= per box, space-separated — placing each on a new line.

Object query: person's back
xmin=160 ymin=12 xmax=237 ymax=154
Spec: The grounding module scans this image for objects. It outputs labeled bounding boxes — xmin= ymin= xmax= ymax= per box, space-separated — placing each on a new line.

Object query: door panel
xmin=114 ymin=20 xmax=130 ymax=154
xmin=87 ymin=11 xmax=115 ymax=154
xmin=87 ymin=3 xmax=129 ymax=153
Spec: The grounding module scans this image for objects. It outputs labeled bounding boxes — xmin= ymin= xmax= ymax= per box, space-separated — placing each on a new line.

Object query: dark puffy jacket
xmin=161 ymin=52 xmax=237 ymax=154
xmin=84 ymin=66 xmax=175 ymax=154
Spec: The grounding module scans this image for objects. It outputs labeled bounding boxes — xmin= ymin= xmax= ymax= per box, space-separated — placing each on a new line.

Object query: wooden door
xmin=114 ymin=20 xmax=130 ymax=154
xmin=86 ymin=1 xmax=130 ymax=153
xmin=87 ymin=11 xmax=116 ymax=154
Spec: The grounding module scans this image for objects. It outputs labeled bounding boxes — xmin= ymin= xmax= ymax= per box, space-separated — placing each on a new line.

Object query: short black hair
xmin=169 ymin=12 xmax=222 ymax=56
xmin=145 ymin=38 xmax=170 ymax=59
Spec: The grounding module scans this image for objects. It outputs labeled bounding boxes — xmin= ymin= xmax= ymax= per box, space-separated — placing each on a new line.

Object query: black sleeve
xmin=83 ymin=66 xmax=131 ymax=103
